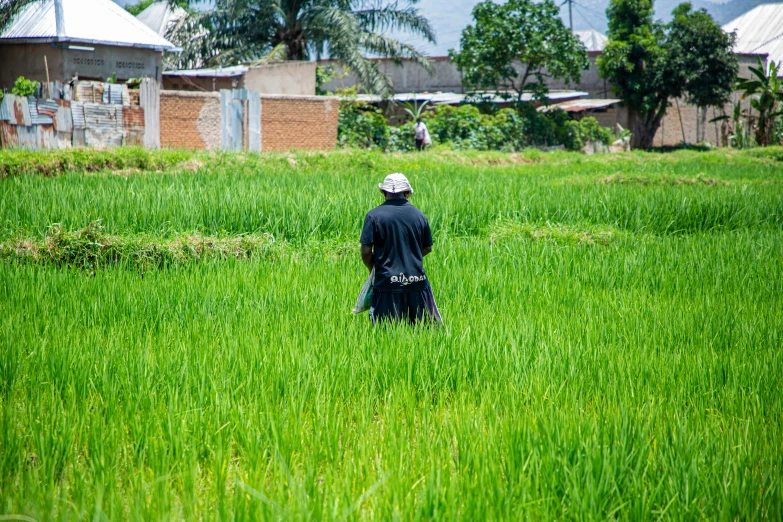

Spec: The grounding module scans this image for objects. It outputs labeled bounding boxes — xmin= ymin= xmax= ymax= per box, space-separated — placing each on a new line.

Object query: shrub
xmin=11 ymin=76 xmax=39 ymax=97
xmin=337 ymin=100 xmax=390 ymax=150
xmin=337 ymin=99 xmax=617 ymax=152
xmin=564 ymin=117 xmax=615 ymax=151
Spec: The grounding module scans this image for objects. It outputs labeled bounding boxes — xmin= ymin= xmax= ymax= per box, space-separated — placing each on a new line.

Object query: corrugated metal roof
xmin=163 ymin=65 xmax=249 ymax=78
xmin=723 ymin=4 xmax=783 ymax=70
xmin=538 ymin=99 xmax=622 ymax=113
xmin=136 ymin=1 xmax=187 ymax=37
xmin=0 ymin=0 xmax=180 ymax=51
xmin=575 ymin=30 xmax=608 ymax=52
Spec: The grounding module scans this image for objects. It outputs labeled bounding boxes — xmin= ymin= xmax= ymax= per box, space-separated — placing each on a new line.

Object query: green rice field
xmin=1 ymin=147 xmax=782 ymax=520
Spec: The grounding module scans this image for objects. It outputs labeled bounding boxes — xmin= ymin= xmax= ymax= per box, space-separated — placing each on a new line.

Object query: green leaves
xmin=599 ymin=0 xmax=736 ymax=149
xmin=169 ymin=0 xmax=435 ymax=96
xmin=10 ymin=75 xmax=39 ymax=97
xmin=449 ymin=0 xmax=588 ymax=100
xmin=736 ymin=57 xmax=783 ymax=146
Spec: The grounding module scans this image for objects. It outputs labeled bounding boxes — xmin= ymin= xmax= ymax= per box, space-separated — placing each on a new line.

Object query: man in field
xmin=360 ymin=173 xmax=441 ymax=325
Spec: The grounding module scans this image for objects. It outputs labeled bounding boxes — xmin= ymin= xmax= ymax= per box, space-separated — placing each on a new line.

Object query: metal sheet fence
xmin=0 ymin=80 xmax=150 ymax=150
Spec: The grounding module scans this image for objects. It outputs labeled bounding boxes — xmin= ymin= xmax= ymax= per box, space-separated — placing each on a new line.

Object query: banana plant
xmin=398 ymin=97 xmax=431 ymax=121
xmin=736 ymin=57 xmax=783 ymax=146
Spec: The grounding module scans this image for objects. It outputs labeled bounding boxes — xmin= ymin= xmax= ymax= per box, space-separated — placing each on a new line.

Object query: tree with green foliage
xmin=170 ymin=0 xmax=435 ymax=96
xmin=668 ymin=3 xmax=738 ymax=142
xmin=599 ymin=0 xmax=737 ymax=149
xmin=449 ymin=0 xmax=588 ymax=102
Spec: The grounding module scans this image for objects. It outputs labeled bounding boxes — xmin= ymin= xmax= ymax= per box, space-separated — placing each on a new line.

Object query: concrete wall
xmin=0 ymin=43 xmax=162 ymax=89
xmin=652 ymin=54 xmax=766 ymax=147
xmin=318 ymin=55 xmax=604 ymax=95
xmin=319 ymin=57 xmax=464 ymax=93
xmin=546 ymin=53 xmax=611 ymax=98
xmin=162 ymin=75 xmax=239 ymax=92
xmin=243 ymin=61 xmax=316 ymax=96
xmin=0 ymin=45 xmax=65 ymax=90
xmin=159 ymin=90 xmax=338 ymax=151
xmin=162 ymin=61 xmax=317 ymax=96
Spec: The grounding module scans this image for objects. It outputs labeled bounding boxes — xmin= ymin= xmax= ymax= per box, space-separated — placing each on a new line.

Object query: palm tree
xmin=0 ymin=0 xmax=40 ymax=33
xmin=168 ymin=0 xmax=435 ymax=96
xmin=736 ymin=57 xmax=783 ymax=146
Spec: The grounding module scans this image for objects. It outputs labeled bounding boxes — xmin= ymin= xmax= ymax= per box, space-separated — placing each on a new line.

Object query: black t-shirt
xmin=360 ymin=199 xmax=433 ymax=293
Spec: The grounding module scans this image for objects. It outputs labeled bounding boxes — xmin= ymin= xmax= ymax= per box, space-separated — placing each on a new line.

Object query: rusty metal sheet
xmin=84 ymin=103 xmax=119 ymax=127
xmin=54 ymin=100 xmax=72 ymax=132
xmin=75 ymin=82 xmax=93 ymax=102
xmin=37 ymin=125 xmax=57 ymax=149
xmin=75 ymin=81 xmax=105 ymax=103
xmin=86 ymin=127 xmax=124 ymax=148
xmin=84 ymin=104 xmax=124 ymax=148
xmin=115 ymin=106 xmax=124 ymax=130
xmin=28 ymin=97 xmax=54 ymax=125
xmin=0 ymin=121 xmax=18 ymax=147
xmin=2 ymin=95 xmax=32 ymax=126
xmin=57 ymin=132 xmax=73 ymax=149
xmin=38 ymin=99 xmax=59 ymax=117
xmin=71 ymin=101 xmax=86 ymax=129
xmin=0 ymin=95 xmax=11 ymax=121
xmin=15 ymin=125 xmax=38 ymax=148
xmin=72 ymin=129 xmax=86 ymax=147
xmin=102 ymin=84 xmax=129 ymax=106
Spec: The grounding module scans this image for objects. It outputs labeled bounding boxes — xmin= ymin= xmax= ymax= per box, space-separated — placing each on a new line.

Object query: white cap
xmin=378 ymin=173 xmax=414 ymax=194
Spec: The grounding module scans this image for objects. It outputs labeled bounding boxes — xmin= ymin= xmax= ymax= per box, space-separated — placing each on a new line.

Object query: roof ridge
xmin=1 ymin=0 xmax=179 ymax=51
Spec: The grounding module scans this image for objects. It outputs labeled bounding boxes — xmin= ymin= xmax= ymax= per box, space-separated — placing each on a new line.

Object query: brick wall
xmin=160 ymin=91 xmax=221 ymax=150
xmin=159 ymin=90 xmax=338 ymax=151
xmin=261 ymin=95 xmax=338 ymax=151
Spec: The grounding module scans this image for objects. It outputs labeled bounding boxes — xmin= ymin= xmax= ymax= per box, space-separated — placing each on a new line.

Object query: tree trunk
xmin=630 ymin=109 xmax=665 ymax=150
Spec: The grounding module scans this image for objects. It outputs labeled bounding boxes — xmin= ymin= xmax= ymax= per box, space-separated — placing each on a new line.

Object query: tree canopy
xmin=668 ymin=3 xmax=737 ymax=110
xmin=598 ymin=0 xmax=737 ymax=149
xmin=449 ymin=0 xmax=588 ymax=102
xmin=169 ymin=0 xmax=436 ymax=96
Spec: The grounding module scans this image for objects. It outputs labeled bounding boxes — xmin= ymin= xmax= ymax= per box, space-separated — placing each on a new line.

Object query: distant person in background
xmin=414 ymin=118 xmax=430 ymax=151
xmin=360 ymin=173 xmax=441 ymax=325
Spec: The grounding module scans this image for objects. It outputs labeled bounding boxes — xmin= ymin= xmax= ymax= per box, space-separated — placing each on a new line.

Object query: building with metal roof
xmin=574 ymin=30 xmax=608 ymax=53
xmin=723 ymin=4 xmax=783 ymax=75
xmin=0 ymin=0 xmax=180 ymax=89
xmin=136 ymin=1 xmax=188 ymax=37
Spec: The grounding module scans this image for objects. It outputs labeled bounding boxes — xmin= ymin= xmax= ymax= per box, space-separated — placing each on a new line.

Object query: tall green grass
xmin=1 ymin=147 xmax=782 ymax=520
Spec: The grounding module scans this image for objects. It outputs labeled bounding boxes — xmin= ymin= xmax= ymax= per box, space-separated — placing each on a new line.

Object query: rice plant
xmin=0 ymin=147 xmax=781 ymax=520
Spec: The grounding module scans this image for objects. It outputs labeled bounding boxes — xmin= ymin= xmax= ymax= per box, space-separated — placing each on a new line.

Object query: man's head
xmin=379 ymin=173 xmax=413 ymax=200
xmin=416 ymin=118 xmax=422 ymax=124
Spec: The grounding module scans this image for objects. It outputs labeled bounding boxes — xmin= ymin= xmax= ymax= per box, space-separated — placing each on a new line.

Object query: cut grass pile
xmin=1 ymin=147 xmax=782 ymax=520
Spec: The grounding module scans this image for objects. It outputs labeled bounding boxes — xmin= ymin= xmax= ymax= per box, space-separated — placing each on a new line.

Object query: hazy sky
xmin=115 ymin=0 xmax=750 ymax=57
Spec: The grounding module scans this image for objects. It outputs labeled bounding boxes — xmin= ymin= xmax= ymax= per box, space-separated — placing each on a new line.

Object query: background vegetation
xmin=1 ymin=146 xmax=782 ymax=520
xmin=337 ymin=102 xmax=617 ymax=152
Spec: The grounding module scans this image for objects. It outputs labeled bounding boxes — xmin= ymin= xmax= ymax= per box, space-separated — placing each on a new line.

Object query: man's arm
xmin=423 ymin=245 xmax=433 ymax=257
xmin=361 ymin=244 xmax=374 ymax=272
